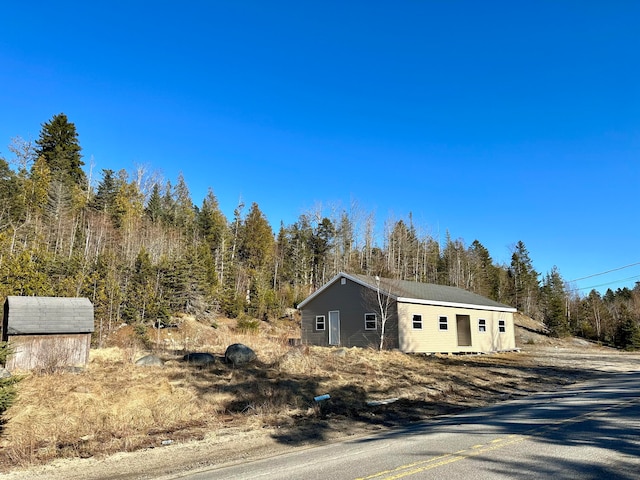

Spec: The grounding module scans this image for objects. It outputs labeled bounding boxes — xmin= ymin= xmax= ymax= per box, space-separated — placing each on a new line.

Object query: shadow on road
xmin=348 ymin=371 xmax=640 ymax=479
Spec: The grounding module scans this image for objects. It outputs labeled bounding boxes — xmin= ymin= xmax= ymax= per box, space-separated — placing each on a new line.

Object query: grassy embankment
xmin=0 ymin=315 xmax=586 ymax=470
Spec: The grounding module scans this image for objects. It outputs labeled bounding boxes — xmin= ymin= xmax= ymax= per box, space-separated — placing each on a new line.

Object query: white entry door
xmin=328 ymin=310 xmax=340 ymax=346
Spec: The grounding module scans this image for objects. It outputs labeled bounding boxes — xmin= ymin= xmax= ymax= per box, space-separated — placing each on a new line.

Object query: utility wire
xmin=568 ymin=261 xmax=640 ymax=282
xmin=574 ymin=274 xmax=640 ymax=292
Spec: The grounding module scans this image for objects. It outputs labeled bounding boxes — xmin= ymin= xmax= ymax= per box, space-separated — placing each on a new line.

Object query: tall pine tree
xmin=35 ymin=113 xmax=85 ymax=188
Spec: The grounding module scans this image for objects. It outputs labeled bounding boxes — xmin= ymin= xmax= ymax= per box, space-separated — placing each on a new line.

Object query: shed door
xmin=328 ymin=310 xmax=340 ymax=346
xmin=456 ymin=315 xmax=472 ymax=346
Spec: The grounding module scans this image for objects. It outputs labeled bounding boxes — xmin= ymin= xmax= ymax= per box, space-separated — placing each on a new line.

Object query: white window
xmin=478 ymin=319 xmax=486 ymax=333
xmin=498 ymin=319 xmax=506 ymax=333
xmin=439 ymin=316 xmax=448 ymax=331
xmin=364 ymin=313 xmax=377 ymax=330
xmin=341 ymin=278 xmax=346 ymax=285
xmin=413 ymin=314 xmax=422 ymax=329
xmin=315 ymin=315 xmax=325 ymax=331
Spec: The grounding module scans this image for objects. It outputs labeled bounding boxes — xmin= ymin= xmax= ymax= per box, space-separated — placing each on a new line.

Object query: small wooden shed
xmin=2 ymin=296 xmax=94 ymax=371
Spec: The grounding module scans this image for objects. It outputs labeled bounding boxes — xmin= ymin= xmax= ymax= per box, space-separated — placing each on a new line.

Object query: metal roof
xmin=4 ymin=296 xmax=95 ymax=335
xmin=298 ymin=272 xmax=516 ymax=312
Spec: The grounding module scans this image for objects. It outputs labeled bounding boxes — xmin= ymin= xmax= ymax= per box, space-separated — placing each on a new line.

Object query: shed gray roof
xmin=298 ymin=272 xmax=516 ymax=312
xmin=4 ymin=296 xmax=94 ymax=335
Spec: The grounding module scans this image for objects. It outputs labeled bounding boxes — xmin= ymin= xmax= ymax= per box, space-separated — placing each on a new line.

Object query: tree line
xmin=1 ymin=114 xmax=639 ymax=349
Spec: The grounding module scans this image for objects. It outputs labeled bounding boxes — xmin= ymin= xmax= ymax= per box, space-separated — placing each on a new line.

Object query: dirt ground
xmin=3 ymin=323 xmax=640 ymax=480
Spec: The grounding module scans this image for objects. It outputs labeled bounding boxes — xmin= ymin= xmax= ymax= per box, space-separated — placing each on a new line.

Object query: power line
xmin=574 ymin=274 xmax=640 ymax=292
xmin=568 ymin=261 xmax=640 ymax=282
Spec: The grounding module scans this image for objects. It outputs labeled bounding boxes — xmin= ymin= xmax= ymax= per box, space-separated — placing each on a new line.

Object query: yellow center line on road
xmin=354 ymin=453 xmax=455 ymax=480
xmin=354 ymin=435 xmax=527 ymax=480
xmin=355 ymin=396 xmax=640 ymax=480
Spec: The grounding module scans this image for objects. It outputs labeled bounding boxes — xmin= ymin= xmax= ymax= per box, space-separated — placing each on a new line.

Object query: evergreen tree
xmin=238 ymin=202 xmax=274 ymax=271
xmin=160 ymin=180 xmax=176 ymax=226
xmin=144 ymin=183 xmax=163 ymax=223
xmin=198 ymin=188 xmax=226 ymax=249
xmin=274 ymin=222 xmax=293 ymax=286
xmin=237 ymin=202 xmax=275 ymax=317
xmin=468 ymin=240 xmax=500 ymax=300
xmin=122 ymin=247 xmax=163 ymax=323
xmin=35 ymin=113 xmax=85 ymax=187
xmin=310 ymin=217 xmax=334 ymax=287
xmin=508 ymin=241 xmax=539 ymax=315
xmin=173 ymin=173 xmax=195 ymax=233
xmin=615 ymin=305 xmax=640 ymax=350
xmin=389 ymin=220 xmax=413 ymax=279
xmin=197 ymin=188 xmax=228 ymax=285
xmin=289 ymin=214 xmax=313 ymax=286
xmin=0 ymin=341 xmax=20 ymax=414
xmin=541 ymin=266 xmax=570 ymax=337
xmin=90 ymin=169 xmax=118 ymax=213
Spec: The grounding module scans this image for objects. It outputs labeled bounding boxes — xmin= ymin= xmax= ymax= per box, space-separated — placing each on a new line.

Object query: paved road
xmin=170 ymin=372 xmax=640 ymax=479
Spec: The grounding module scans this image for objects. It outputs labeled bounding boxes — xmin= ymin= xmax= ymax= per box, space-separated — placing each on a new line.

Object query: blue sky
xmin=1 ymin=1 xmax=639 ymax=295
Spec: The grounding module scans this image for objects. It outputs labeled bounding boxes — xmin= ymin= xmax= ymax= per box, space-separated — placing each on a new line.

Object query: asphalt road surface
xmin=169 ymin=372 xmax=640 ymax=480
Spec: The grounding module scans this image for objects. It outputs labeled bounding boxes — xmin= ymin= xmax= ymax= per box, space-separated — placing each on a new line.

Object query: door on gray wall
xmin=328 ymin=310 xmax=340 ymax=345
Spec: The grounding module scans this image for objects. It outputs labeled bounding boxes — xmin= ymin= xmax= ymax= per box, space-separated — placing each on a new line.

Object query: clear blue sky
xmin=1 ymin=1 xmax=639 ymax=295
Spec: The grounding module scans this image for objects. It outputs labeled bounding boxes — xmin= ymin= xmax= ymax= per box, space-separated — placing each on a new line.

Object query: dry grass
xmin=0 ymin=316 xmax=606 ymax=470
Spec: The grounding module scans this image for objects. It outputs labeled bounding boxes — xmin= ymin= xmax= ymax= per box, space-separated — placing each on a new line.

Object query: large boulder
xmin=0 ymin=367 xmax=11 ymax=378
xmin=135 ymin=354 xmax=164 ymax=367
xmin=183 ymin=352 xmax=216 ymax=366
xmin=225 ymin=343 xmax=257 ymax=366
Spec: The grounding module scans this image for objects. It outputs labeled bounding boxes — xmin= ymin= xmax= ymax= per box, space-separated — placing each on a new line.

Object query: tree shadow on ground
xmin=167 ymin=350 xmax=616 ymax=449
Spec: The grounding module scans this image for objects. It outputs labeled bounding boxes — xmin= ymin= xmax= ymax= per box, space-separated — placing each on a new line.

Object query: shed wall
xmin=6 ymin=333 xmax=92 ymax=371
xmin=397 ymin=303 xmax=515 ymax=353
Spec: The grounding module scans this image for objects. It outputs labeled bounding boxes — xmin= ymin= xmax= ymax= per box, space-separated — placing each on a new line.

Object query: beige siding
xmin=398 ymin=303 xmax=515 ymax=353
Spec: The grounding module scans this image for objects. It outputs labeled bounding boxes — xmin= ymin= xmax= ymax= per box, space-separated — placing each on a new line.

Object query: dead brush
xmin=273 ymin=347 xmax=317 ymax=375
xmin=0 ymin=361 xmax=219 ymax=466
xmin=0 ymin=317 xmax=559 ymax=471
xmin=238 ymin=383 xmax=308 ymax=429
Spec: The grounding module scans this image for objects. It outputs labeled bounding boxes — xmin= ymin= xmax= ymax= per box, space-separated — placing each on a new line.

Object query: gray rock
xmin=225 ymin=343 xmax=257 ymax=365
xmin=135 ymin=354 xmax=164 ymax=367
xmin=0 ymin=367 xmax=11 ymax=378
xmin=183 ymin=352 xmax=216 ymax=365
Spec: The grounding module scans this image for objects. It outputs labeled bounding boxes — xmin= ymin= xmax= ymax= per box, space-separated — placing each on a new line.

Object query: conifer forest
xmin=1 ymin=114 xmax=639 ymax=349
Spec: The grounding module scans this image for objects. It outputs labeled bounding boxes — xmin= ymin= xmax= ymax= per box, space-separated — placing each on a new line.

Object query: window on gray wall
xmin=365 ymin=313 xmax=377 ymax=330
xmin=316 ymin=315 xmax=325 ymax=331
